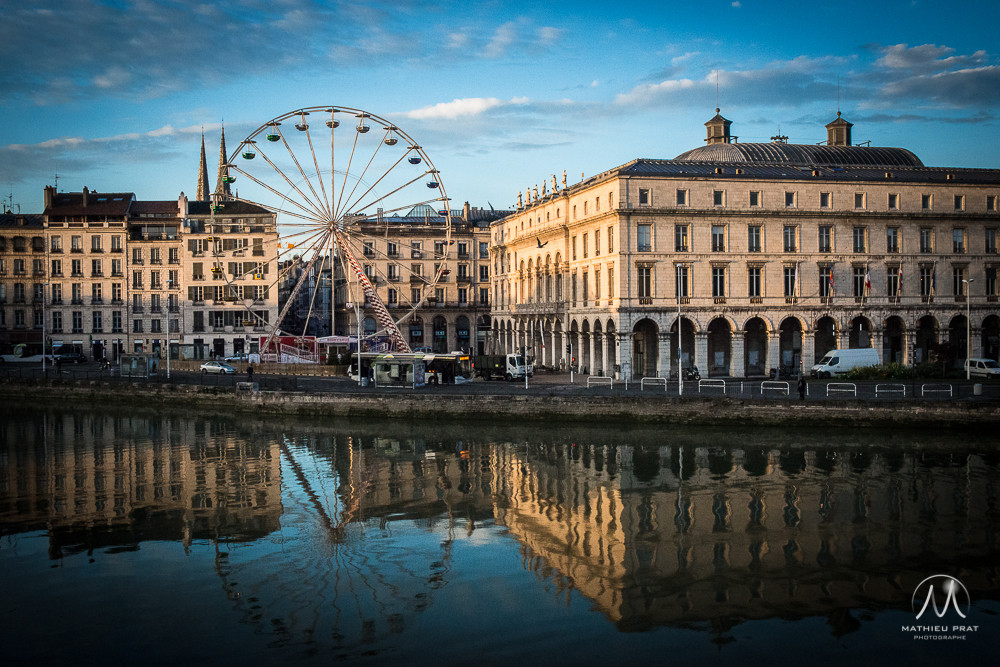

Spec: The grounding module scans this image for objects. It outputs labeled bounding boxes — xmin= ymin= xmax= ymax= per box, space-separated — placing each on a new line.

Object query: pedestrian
xmin=56 ymin=356 xmax=62 ymax=373
xmin=797 ymin=377 xmax=806 ymax=400
xmin=247 ymin=362 xmax=254 ymax=382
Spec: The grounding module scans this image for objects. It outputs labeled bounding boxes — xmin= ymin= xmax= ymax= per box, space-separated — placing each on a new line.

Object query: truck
xmin=474 ymin=353 xmax=533 ymax=381
xmin=810 ymin=347 xmax=879 ymax=378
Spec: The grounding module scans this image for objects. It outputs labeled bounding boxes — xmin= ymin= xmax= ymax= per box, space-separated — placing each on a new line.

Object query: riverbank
xmin=2 ymin=377 xmax=998 ymax=429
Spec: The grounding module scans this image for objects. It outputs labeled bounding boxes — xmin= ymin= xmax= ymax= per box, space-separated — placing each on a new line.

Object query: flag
xmin=864 ymin=267 xmax=872 ymax=295
xmin=795 ymin=263 xmax=800 ymax=297
xmin=931 ymin=265 xmax=936 ymax=296
xmin=828 ymin=269 xmax=834 ymax=297
xmin=897 ymin=266 xmax=903 ymax=297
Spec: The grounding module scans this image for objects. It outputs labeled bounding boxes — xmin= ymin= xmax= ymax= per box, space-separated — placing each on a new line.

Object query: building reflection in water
xmin=1 ymin=409 xmax=998 ymax=655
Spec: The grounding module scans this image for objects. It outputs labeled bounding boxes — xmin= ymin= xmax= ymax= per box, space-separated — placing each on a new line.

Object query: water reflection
xmin=1 ymin=407 xmax=998 ymax=662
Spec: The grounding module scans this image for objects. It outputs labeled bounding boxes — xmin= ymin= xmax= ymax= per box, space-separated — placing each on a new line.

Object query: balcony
xmin=638 ymin=297 xmax=653 ymax=305
xmin=715 ymin=297 xmax=728 ymax=305
xmin=750 ymin=296 xmax=763 ymax=305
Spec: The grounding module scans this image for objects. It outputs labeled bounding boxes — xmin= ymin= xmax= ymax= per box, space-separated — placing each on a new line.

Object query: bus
xmin=347 ymin=352 xmax=473 ymax=387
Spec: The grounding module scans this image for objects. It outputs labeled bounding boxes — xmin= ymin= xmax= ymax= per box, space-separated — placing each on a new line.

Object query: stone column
xmin=768 ymin=331 xmax=781 ymax=372
xmin=730 ymin=330 xmax=745 ymax=378
xmin=838 ymin=329 xmax=850 ymax=351
xmin=971 ymin=325 xmax=983 ymax=358
xmin=872 ymin=329 xmax=884 ymax=363
xmin=802 ymin=330 xmax=816 ymax=370
xmin=659 ymin=333 xmax=672 ymax=378
xmin=695 ymin=332 xmax=708 ymax=375
xmin=587 ymin=333 xmax=595 ymax=375
xmin=618 ymin=333 xmax=633 ymax=380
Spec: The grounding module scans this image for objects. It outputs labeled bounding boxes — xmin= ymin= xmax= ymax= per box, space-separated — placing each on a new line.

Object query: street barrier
xmin=921 ymin=383 xmax=953 ymax=398
xmin=698 ymin=379 xmax=727 ymax=394
xmin=875 ymin=383 xmax=907 ymax=397
xmin=826 ymin=382 xmax=857 ymax=397
xmin=587 ymin=376 xmax=613 ymax=388
xmin=640 ymin=377 xmax=667 ymax=391
xmin=761 ymin=380 xmax=789 ymax=396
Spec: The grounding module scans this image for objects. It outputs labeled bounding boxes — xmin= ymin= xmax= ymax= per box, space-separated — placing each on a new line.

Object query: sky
xmin=1 ymin=0 xmax=999 ymax=215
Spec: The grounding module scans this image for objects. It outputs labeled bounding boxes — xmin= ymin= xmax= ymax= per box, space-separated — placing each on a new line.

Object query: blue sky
xmin=1 ymin=0 xmax=998 ymax=214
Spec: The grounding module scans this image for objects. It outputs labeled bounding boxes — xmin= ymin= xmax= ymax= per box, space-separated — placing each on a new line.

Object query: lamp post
xmin=963 ymin=278 xmax=974 ymax=380
xmin=676 ymin=264 xmax=683 ymax=396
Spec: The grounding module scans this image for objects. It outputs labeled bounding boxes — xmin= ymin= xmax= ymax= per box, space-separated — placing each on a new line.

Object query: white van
xmin=965 ymin=358 xmax=1000 ymax=379
xmin=810 ymin=348 xmax=879 ymax=378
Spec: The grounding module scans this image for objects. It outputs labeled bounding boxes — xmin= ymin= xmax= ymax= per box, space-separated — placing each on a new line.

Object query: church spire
xmin=197 ymin=132 xmax=210 ymax=201
xmin=215 ymin=125 xmax=231 ymax=198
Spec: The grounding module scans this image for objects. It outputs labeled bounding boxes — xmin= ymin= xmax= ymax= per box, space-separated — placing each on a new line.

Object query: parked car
xmin=810 ymin=348 xmax=879 ymax=378
xmin=200 ymin=360 xmax=237 ymax=374
xmin=965 ymin=358 xmax=1000 ymax=379
xmin=224 ymin=353 xmax=248 ymax=362
xmin=57 ymin=352 xmax=87 ymax=364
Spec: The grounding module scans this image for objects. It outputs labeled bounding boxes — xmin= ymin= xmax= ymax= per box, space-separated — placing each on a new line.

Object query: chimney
xmin=43 ymin=185 xmax=56 ymax=210
xmin=178 ymin=192 xmax=188 ymax=216
xmin=463 ymin=201 xmax=471 ymax=222
xmin=82 ymin=186 xmax=89 ymax=207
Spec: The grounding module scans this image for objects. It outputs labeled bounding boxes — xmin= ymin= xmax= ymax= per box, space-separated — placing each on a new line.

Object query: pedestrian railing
xmin=875 ymin=383 xmax=907 ymax=397
xmin=587 ymin=376 xmax=613 ymax=388
xmin=698 ymin=379 xmax=727 ymax=394
xmin=640 ymin=377 xmax=667 ymax=391
xmin=826 ymin=382 xmax=857 ymax=397
xmin=921 ymin=383 xmax=953 ymax=398
xmin=761 ymin=380 xmax=789 ymax=396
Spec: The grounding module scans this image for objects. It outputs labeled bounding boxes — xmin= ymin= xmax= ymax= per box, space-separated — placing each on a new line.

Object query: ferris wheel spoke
xmin=332 ymin=122 xmax=363 ymax=223
xmin=229 ymin=164 xmax=328 ymax=222
xmin=344 ymin=166 xmax=432 ymax=218
xmin=334 ymin=131 xmax=390 ymax=219
xmin=238 ymin=137 xmax=328 ymax=220
xmin=300 ymin=119 xmax=334 ymax=222
xmin=276 ymin=124 xmax=334 ymax=223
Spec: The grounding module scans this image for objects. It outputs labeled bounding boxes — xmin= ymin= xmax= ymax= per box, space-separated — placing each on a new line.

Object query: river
xmin=1 ymin=405 xmax=997 ymax=665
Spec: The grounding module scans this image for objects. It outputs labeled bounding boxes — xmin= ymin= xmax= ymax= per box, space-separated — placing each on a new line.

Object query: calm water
xmin=1 ymin=406 xmax=998 ymax=666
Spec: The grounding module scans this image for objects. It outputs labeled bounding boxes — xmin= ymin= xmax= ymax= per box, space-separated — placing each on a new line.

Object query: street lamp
xmin=963 ymin=278 xmax=974 ymax=380
xmin=676 ymin=264 xmax=683 ymax=396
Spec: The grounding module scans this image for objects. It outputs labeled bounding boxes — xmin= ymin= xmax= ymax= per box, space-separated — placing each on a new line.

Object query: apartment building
xmin=491 ymin=111 xmax=1000 ymax=378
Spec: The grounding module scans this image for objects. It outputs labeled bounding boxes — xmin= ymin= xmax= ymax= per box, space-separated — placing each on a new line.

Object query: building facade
xmin=490 ymin=111 xmax=1000 ymax=378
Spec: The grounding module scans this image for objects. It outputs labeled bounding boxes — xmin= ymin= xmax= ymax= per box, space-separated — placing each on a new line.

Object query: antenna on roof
xmin=837 ymin=76 xmax=841 ymax=114
xmin=716 ymin=70 xmax=720 ymax=109
xmin=54 ymin=174 xmax=59 ymax=191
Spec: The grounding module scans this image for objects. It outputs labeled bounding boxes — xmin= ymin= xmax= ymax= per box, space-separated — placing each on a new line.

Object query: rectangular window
xmin=853 ymin=227 xmax=867 ymax=253
xmin=986 ymin=267 xmax=997 ymax=298
xmin=920 ymin=228 xmax=933 ymax=253
xmin=922 ymin=194 xmax=933 ymax=210
xmin=749 ymin=191 xmax=761 ymax=207
xmin=638 ymin=188 xmax=650 ymax=206
xmin=608 ymin=226 xmax=614 ymax=253
xmin=820 ymin=266 xmax=833 ymax=297
xmin=572 ymin=235 xmax=577 ymax=259
xmin=785 ymin=192 xmax=796 ymax=208
xmin=711 ymin=225 xmax=726 ymax=252
xmin=920 ymin=266 xmax=934 ymax=296
xmin=50 ymin=236 xmax=62 ymax=252
xmin=673 ymin=225 xmax=687 ymax=252
xmin=954 ymin=194 xmax=965 ymax=211
xmin=986 ymin=228 xmax=997 ymax=254
xmin=888 ymin=267 xmax=900 ymax=298
xmin=479 ymin=265 xmax=489 ymax=282
xmin=854 ymin=192 xmax=866 ymax=209
xmin=820 ymin=192 xmax=831 ymax=208
xmin=954 ymin=267 xmax=967 ymax=296
xmin=818 ymin=226 xmax=832 ymax=253
xmin=92 ymin=311 xmax=102 ymax=332
xmin=886 ymin=227 xmax=899 ymax=253
xmin=713 ymin=190 xmax=725 ymax=206
xmin=91 ymin=236 xmax=103 ymax=252
xmin=988 ymin=195 xmax=998 ymax=212
xmin=953 ymin=228 xmax=966 ymax=253
xmin=712 ymin=267 xmax=726 ymax=298
xmin=637 ymin=225 xmax=652 ymax=252
xmin=638 ymin=267 xmax=651 ymax=300
xmin=582 ymin=233 xmax=588 ymax=258
xmin=888 ymin=193 xmax=899 ymax=210
xmin=675 ymin=265 xmax=689 ymax=299
xmin=71 ymin=311 xmax=83 ymax=334
xmin=783 ymin=226 xmax=797 ymax=253
xmin=747 ymin=225 xmax=761 ymax=253
xmin=595 ymin=229 xmax=600 ymax=256
xmin=676 ymin=189 xmax=688 ymax=206
xmin=71 ymin=259 xmax=82 ymax=276
xmin=853 ymin=267 xmax=866 ymax=297
xmin=784 ymin=266 xmax=797 ymax=298
xmin=748 ymin=266 xmax=761 ymax=298
xmin=582 ymin=272 xmax=589 ymax=306
xmin=91 ymin=259 xmax=102 ymax=276
xmin=132 ymin=247 xmax=142 ymax=264
xmin=71 ymin=236 xmax=82 ymax=252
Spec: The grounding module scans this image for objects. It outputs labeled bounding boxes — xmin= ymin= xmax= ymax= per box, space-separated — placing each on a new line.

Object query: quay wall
xmin=1 ymin=380 xmax=998 ymax=430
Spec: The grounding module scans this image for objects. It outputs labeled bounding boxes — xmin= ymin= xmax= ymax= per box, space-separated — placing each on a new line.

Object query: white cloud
xmin=732 ymin=1 xmax=741 ymax=7
xmin=403 ymin=97 xmax=529 ymax=120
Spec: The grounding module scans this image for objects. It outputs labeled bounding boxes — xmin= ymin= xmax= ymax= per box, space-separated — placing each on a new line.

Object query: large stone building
xmin=490 ymin=111 xmax=1000 ymax=378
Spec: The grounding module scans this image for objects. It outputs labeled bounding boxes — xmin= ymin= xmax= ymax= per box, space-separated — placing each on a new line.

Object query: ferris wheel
xmin=216 ymin=106 xmax=453 ymax=357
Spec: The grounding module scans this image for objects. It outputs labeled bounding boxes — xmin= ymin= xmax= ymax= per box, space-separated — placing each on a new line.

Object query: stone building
xmin=0 ymin=212 xmax=45 ymax=354
xmin=490 ymin=111 xmax=1000 ymax=378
